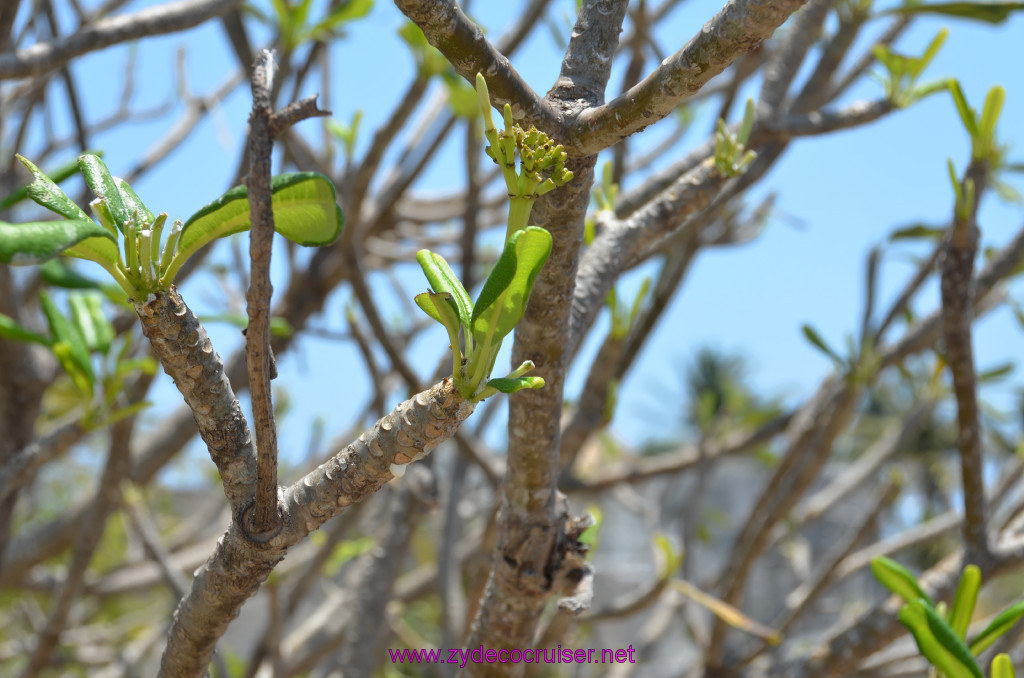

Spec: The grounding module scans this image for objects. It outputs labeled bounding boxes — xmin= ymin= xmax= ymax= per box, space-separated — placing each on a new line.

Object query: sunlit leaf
xmin=969 ymin=600 xmax=1024 ymax=654
xmin=885 ymin=1 xmax=1024 ymax=23
xmin=416 ymin=250 xmax=473 ymax=327
xmin=0 ymin=219 xmax=113 ymax=265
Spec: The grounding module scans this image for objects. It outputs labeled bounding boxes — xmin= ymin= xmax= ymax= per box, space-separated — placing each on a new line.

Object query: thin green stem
xmin=507 ymin=197 xmax=534 ymax=240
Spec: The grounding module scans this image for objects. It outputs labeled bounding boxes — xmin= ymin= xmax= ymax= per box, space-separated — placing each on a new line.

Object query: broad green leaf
xmin=3 ymin=152 xmax=100 ymax=210
xmin=416 ymin=250 xmax=473 ymax=327
xmin=40 ymin=291 xmax=93 ymax=387
xmin=16 ymin=154 xmax=90 ymax=222
xmin=0 ymin=313 xmax=50 ymax=346
xmin=484 ymin=375 xmax=545 ymax=394
xmin=899 ymin=600 xmax=979 ymax=678
xmin=0 ymin=219 xmax=113 ymax=265
xmin=79 ymin=154 xmax=132 ymax=234
xmin=991 ymin=654 xmax=1017 ymax=678
xmin=885 ymin=1 xmax=1024 ymax=23
xmin=949 ymin=565 xmax=981 ymax=638
xmin=921 ymin=601 xmax=984 ymax=678
xmin=871 ymin=556 xmax=935 ymax=606
xmin=968 ymin=600 xmax=1024 ymax=654
xmin=164 ymin=172 xmax=344 ymax=284
xmin=471 ymin=226 xmax=552 ymax=350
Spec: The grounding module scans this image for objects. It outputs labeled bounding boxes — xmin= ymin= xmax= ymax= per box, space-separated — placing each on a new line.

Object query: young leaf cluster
xmin=873 ymin=29 xmax=950 ymax=107
xmin=872 ymin=556 xmax=1024 ymax=678
xmin=415 ymin=227 xmax=552 ymax=401
xmin=1 ymin=154 xmax=343 ymax=301
xmin=475 ymin=73 xmax=574 ymax=238
xmin=0 ymin=290 xmax=155 ymax=428
xmin=713 ymin=99 xmax=757 ymax=178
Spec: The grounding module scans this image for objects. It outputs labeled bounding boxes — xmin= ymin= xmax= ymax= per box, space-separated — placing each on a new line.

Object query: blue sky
xmin=11 ymin=0 xmax=1024 ymax=473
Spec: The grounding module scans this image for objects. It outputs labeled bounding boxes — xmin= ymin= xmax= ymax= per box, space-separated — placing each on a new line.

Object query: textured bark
xmin=135 ymin=288 xmax=258 ymax=515
xmin=568 ymin=0 xmax=808 ymax=154
xmin=158 ymin=379 xmax=474 ymax=677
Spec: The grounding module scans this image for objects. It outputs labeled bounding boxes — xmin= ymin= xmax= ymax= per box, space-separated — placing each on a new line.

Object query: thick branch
xmin=567 ymin=0 xmax=807 ymax=154
xmin=135 ymin=288 xmax=257 ymax=515
xmin=0 ymin=0 xmax=241 ymax=80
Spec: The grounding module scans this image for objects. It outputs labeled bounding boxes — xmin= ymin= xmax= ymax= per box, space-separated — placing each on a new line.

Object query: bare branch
xmin=567 ymin=0 xmax=807 ymax=154
xmin=0 ymin=0 xmax=242 ymax=80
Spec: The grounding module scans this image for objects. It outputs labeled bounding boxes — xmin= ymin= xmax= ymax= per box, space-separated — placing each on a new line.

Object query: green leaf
xmin=115 ymin=177 xmax=156 ymax=226
xmin=415 ymin=250 xmax=473 ymax=328
xmin=899 ymin=600 xmax=980 ymax=678
xmin=79 ymin=154 xmax=132 ymax=234
xmin=3 ymin=152 xmax=100 ymax=210
xmin=471 ymin=226 xmax=552 ymax=349
xmin=885 ymin=1 xmax=1024 ymax=23
xmin=979 ymin=85 xmax=1006 ymax=143
xmin=991 ymin=654 xmax=1017 ymax=678
xmin=871 ymin=556 xmax=935 ymax=606
xmin=483 ymin=375 xmax=545 ymax=394
xmin=0 ymin=313 xmax=51 ymax=346
xmin=16 ymin=154 xmax=90 ymax=221
xmin=890 ymin=223 xmax=946 ymax=241
xmin=948 ymin=81 xmax=979 ymax=139
xmin=0 ymin=219 xmax=113 ymax=265
xmin=978 ymin=362 xmax=1014 ymax=382
xmin=949 ymin=565 xmax=981 ymax=639
xmin=69 ymin=293 xmax=113 ymax=355
xmin=164 ymin=172 xmax=344 ymax=285
xmin=968 ymin=600 xmax=1024 ymax=655
xmin=40 ymin=291 xmax=94 ymax=388
xmin=801 ymin=324 xmax=844 ymax=366
xmin=921 ymin=601 xmax=984 ymax=678
xmin=196 ymin=313 xmax=293 ymax=338
xmin=414 ymin=291 xmax=463 ymax=368
xmin=307 ymin=0 xmax=373 ymax=40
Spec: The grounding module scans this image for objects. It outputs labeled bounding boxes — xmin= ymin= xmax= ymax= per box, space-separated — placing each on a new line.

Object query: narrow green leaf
xmin=885 ymin=1 xmax=1024 ymax=24
xmin=415 ymin=250 xmax=473 ymax=327
xmin=308 ymin=0 xmax=373 ymax=39
xmin=0 ymin=313 xmax=51 ymax=346
xmin=52 ymin=341 xmax=93 ymax=397
xmin=921 ymin=601 xmax=984 ymax=678
xmin=2 ymin=152 xmax=100 ymax=210
xmin=979 ymin=85 xmax=1006 ymax=143
xmin=69 ymin=293 xmax=113 ymax=355
xmin=414 ymin=291 xmax=461 ymax=340
xmin=949 ymin=565 xmax=981 ymax=639
xmin=15 ymin=154 xmax=90 ymax=221
xmin=889 ymin=223 xmax=946 ymax=241
xmin=978 ymin=362 xmax=1014 ymax=382
xmin=195 ymin=313 xmax=293 ymax=338
xmin=484 ymin=375 xmax=545 ymax=394
xmin=919 ymin=28 xmax=949 ymax=71
xmin=968 ymin=600 xmax=1024 ymax=655
xmin=801 ymin=324 xmax=844 ymax=366
xmin=164 ymin=173 xmax=344 ymax=285
xmin=871 ymin=556 xmax=935 ymax=606
xmin=79 ymin=154 xmax=132 ymax=234
xmin=40 ymin=291 xmax=94 ymax=387
xmin=0 ymin=219 xmax=113 ymax=265
xmin=948 ymin=81 xmax=979 ymax=138
xmin=471 ymin=226 xmax=552 ymax=349
xmin=991 ymin=654 xmax=1017 ymax=678
xmin=899 ymin=601 xmax=976 ymax=678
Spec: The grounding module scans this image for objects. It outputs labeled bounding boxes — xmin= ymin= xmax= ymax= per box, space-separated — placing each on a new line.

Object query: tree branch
xmin=567 ymin=0 xmax=807 ymax=154
xmin=0 ymin=0 xmax=241 ymax=80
